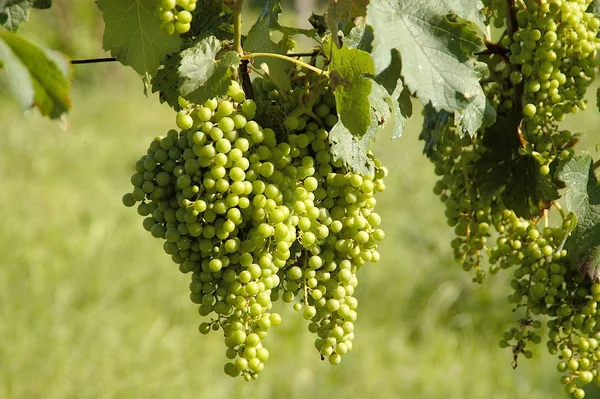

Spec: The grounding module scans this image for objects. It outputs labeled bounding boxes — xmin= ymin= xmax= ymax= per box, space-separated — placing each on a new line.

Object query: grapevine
xmin=2 ymin=0 xmax=600 ymax=395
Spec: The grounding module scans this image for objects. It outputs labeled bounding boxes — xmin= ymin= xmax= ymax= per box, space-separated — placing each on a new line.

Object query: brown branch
xmin=475 ymin=41 xmax=509 ymax=56
xmin=71 ymin=57 xmax=117 ymax=65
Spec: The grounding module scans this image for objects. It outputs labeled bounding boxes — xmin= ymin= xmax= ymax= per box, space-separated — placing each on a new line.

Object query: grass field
xmin=1 ymin=4 xmax=600 ymax=399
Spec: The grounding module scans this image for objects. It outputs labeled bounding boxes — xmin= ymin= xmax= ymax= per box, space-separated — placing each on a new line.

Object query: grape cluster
xmin=123 ymin=81 xmax=386 ymax=379
xmin=510 ymin=0 xmax=600 ymax=156
xmin=155 ymin=0 xmax=196 ymax=36
xmin=423 ymin=1 xmax=600 ymax=395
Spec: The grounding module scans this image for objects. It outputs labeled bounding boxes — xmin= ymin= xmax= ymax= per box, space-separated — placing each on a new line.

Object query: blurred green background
xmin=1 ymin=1 xmax=599 ymax=398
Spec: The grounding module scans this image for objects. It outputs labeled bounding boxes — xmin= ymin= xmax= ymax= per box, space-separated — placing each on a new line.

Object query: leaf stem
xmin=552 ymin=200 xmax=567 ymax=220
xmin=242 ymin=52 xmax=327 ymax=76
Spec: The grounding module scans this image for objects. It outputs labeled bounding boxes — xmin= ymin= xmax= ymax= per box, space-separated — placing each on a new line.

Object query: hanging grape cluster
xmin=123 ymin=80 xmax=386 ymax=380
xmin=425 ymin=0 xmax=600 ymax=397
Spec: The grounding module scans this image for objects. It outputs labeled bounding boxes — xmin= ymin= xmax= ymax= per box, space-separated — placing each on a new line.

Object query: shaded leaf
xmin=187 ymin=0 xmax=233 ymax=40
xmin=453 ymin=60 xmax=495 ymax=136
xmin=97 ymin=0 xmax=181 ymax=76
xmin=244 ymin=0 xmax=292 ymax=91
xmin=419 ymin=103 xmax=450 ymax=159
xmin=178 ymin=36 xmax=240 ymax=105
xmin=557 ymin=154 xmax=600 ymax=281
xmin=0 ymin=30 xmax=70 ymax=118
xmin=474 ymin=114 xmax=559 ymax=218
xmin=587 ymin=0 xmax=600 ymax=17
xmin=150 ymin=54 xmax=181 ymax=110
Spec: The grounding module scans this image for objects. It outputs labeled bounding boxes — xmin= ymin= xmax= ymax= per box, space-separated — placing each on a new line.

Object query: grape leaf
xmin=343 ymin=20 xmax=374 ymax=52
xmin=474 ymin=115 xmax=559 ymax=218
xmin=366 ymin=0 xmax=486 ymax=118
xmin=587 ymin=0 xmax=600 ymax=17
xmin=327 ymin=0 xmax=369 ymax=47
xmin=150 ymin=53 xmax=181 ymax=110
xmin=0 ymin=0 xmax=32 ymax=31
xmin=329 ymin=111 xmax=378 ymax=175
xmin=178 ymin=36 xmax=240 ymax=105
xmin=454 ymin=61 xmax=496 ymax=136
xmin=419 ymin=103 xmax=450 ymax=159
xmin=96 ymin=0 xmax=181 ymax=76
xmin=33 ymin=0 xmax=51 ymax=8
xmin=369 ymin=80 xmax=392 ymax=124
xmin=325 ymin=38 xmax=374 ymax=137
xmin=186 ymin=0 xmax=233 ymax=40
xmin=374 ymin=50 xmax=412 ymax=138
xmin=244 ymin=0 xmax=292 ymax=91
xmin=556 ymin=154 xmax=600 ymax=281
xmin=0 ymin=30 xmax=70 ymax=118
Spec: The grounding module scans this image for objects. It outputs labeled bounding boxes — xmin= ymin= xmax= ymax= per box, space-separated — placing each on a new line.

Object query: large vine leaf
xmin=178 ymin=36 xmax=240 ymax=105
xmin=325 ymin=38 xmax=374 ymax=137
xmin=366 ymin=0 xmax=486 ymax=120
xmin=557 ymin=154 xmax=600 ymax=281
xmin=329 ymin=111 xmax=379 ymax=175
xmin=97 ymin=0 xmax=181 ymax=76
xmin=243 ymin=0 xmax=292 ymax=91
xmin=0 ymin=30 xmax=70 ymax=118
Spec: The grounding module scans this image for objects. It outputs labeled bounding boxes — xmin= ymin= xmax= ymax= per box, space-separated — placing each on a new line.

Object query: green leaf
xmin=596 ymin=86 xmax=600 ymax=112
xmin=454 ymin=61 xmax=496 ymax=136
xmin=474 ymin=114 xmax=559 ymax=218
xmin=587 ymin=0 xmax=600 ymax=17
xmin=329 ymin=111 xmax=378 ymax=175
xmin=178 ymin=36 xmax=240 ymax=105
xmin=97 ymin=0 xmax=181 ymax=76
xmin=187 ymin=0 xmax=233 ymax=40
xmin=374 ymin=50 xmax=412 ymax=138
xmin=0 ymin=31 xmax=70 ymax=118
xmin=0 ymin=0 xmax=32 ymax=31
xmin=33 ymin=0 xmax=51 ymax=8
xmin=150 ymin=54 xmax=181 ymax=110
xmin=327 ymin=0 xmax=369 ymax=46
xmin=366 ymin=0 xmax=486 ymax=117
xmin=419 ymin=103 xmax=450 ymax=159
xmin=557 ymin=154 xmax=600 ymax=281
xmin=325 ymin=38 xmax=374 ymax=136
xmin=244 ymin=0 xmax=292 ymax=91
xmin=343 ymin=20 xmax=374 ymax=52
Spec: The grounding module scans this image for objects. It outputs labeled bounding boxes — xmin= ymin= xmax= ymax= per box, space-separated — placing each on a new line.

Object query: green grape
xmin=124 ymin=80 xmax=386 ymax=380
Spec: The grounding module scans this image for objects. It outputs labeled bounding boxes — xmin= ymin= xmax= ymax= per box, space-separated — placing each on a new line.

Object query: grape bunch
xmin=123 ymin=80 xmax=386 ymax=379
xmin=510 ymin=0 xmax=600 ymax=155
xmin=423 ymin=1 xmax=600 ymax=396
xmin=155 ymin=0 xmax=197 ymax=36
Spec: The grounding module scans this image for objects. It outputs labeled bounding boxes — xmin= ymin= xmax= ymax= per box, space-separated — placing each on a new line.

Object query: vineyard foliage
xmin=1 ymin=0 xmax=600 ymax=396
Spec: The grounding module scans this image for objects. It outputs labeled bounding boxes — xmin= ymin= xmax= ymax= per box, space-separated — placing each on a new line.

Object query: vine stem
xmin=231 ymin=0 xmax=244 ymax=56
xmin=242 ymin=52 xmax=327 ymax=76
